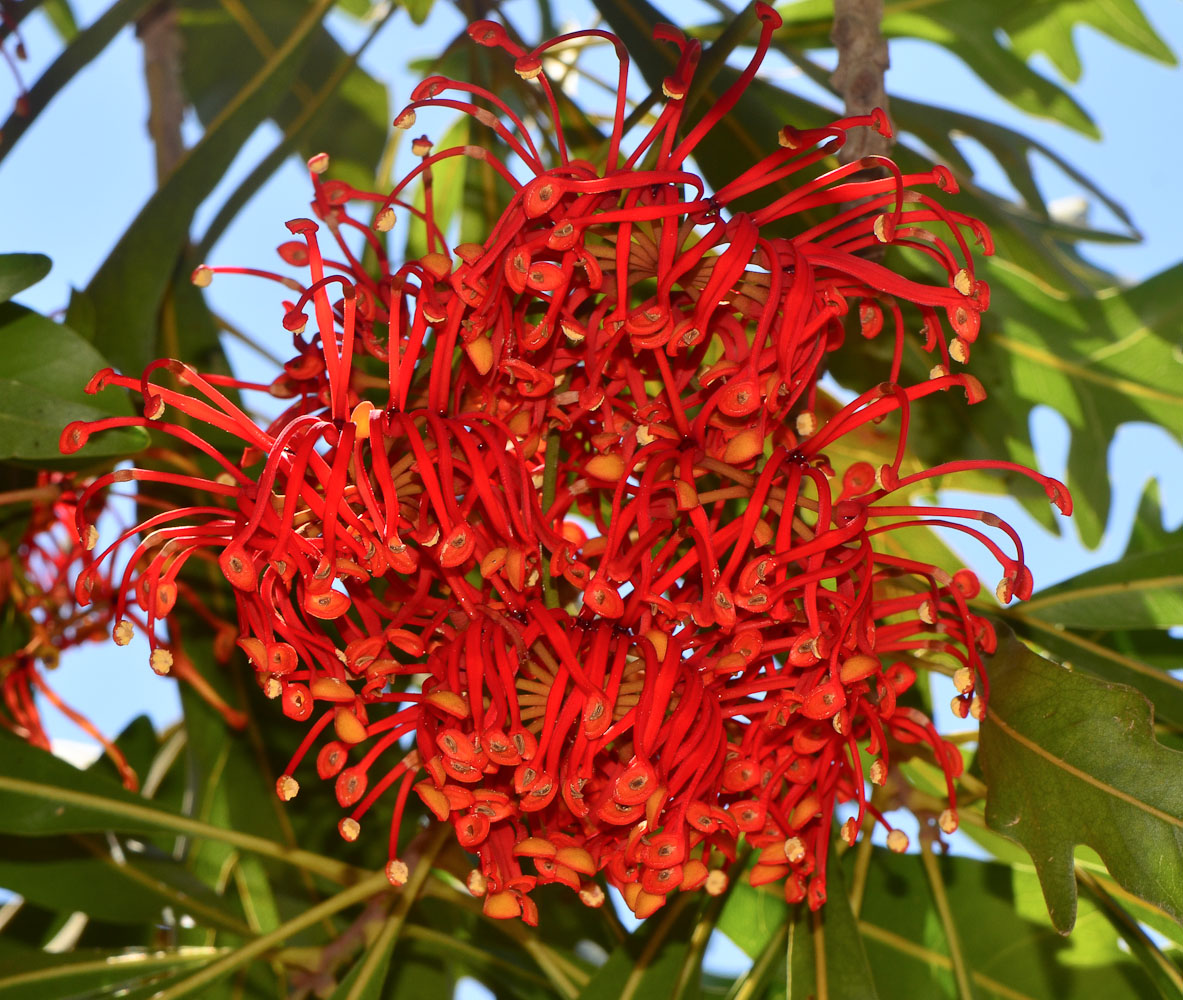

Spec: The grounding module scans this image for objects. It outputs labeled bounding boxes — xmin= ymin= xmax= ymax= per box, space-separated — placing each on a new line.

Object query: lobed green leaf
xmin=979 ymin=630 xmax=1183 ymax=932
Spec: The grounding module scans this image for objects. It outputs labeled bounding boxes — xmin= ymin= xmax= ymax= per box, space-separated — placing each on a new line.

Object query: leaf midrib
xmin=1017 ymin=574 xmax=1183 ymax=616
xmin=0 ymin=772 xmax=358 ymax=883
xmin=987 ymin=710 xmax=1183 ymax=830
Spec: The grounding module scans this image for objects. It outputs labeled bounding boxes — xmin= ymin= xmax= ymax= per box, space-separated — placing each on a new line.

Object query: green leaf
xmin=1013 ymin=550 xmax=1183 ymax=631
xmin=576 ymin=896 xmax=699 ymax=1000
xmin=362 ymin=947 xmax=453 ymax=998
xmin=1003 ymin=484 xmax=1183 ymax=728
xmin=0 ymin=254 xmax=51 ymax=304
xmin=0 ymin=729 xmax=354 ymax=883
xmin=888 ymin=94 xmax=1136 ymax=235
xmin=1005 ymin=0 xmax=1176 ymax=81
xmin=327 ymin=906 xmax=410 ymax=1000
xmin=86 ymin=715 xmax=160 ymax=792
xmin=85 ymin=0 xmax=335 ymax=377
xmin=771 ymin=0 xmax=1174 ymax=116
xmin=787 ymin=857 xmax=879 ymax=1000
xmin=0 ymin=303 xmax=147 ymax=461
xmin=718 ymin=880 xmax=789 ymax=960
xmin=851 ymin=846 xmax=1167 ymax=1000
xmin=880 ymin=4 xmax=1097 ymax=135
xmin=1034 ymin=263 xmax=1183 ymax=537
xmin=195 ymin=7 xmax=396 ymax=259
xmin=603 ymin=0 xmax=1134 ymax=302
xmin=405 ymin=116 xmax=470 ymax=260
xmin=884 ymin=260 xmax=1183 ymax=546
xmin=148 ymin=870 xmax=392 ymax=1000
xmin=179 ymin=0 xmax=389 ymax=194
xmin=1078 ymin=869 xmax=1183 ymax=1000
xmin=979 ymin=630 xmax=1183 ymax=932
xmin=0 ymin=833 xmax=249 ymax=933
xmin=405 ymin=0 xmax=436 ymax=25
xmin=0 ymin=947 xmax=224 ymax=1000
xmin=40 ymin=0 xmax=81 ymax=42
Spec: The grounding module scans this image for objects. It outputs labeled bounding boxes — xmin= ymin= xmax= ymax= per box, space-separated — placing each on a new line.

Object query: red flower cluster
xmin=1 ymin=474 xmax=137 ymax=787
xmin=65 ymin=7 xmax=1069 ymax=920
xmin=0 ymin=473 xmax=246 ymax=785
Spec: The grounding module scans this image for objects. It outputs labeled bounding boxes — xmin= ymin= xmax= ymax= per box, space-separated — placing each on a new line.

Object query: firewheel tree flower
xmin=64 ymin=3 xmax=1069 ymax=921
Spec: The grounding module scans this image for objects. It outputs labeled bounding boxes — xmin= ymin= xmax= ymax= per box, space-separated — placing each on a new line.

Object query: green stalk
xmin=336 ymin=827 xmax=448 ymax=1000
xmin=920 ymin=839 xmax=976 ymax=1000
xmin=620 ymin=895 xmax=692 ymax=1000
xmin=0 ymin=772 xmax=359 ymax=884
xmin=726 ymin=922 xmax=788 ymax=1000
xmin=152 ymin=871 xmax=392 ymax=999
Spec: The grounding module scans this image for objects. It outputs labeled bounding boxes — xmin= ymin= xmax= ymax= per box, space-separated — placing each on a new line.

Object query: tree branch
xmin=137 ymin=1 xmax=186 ymax=182
xmin=830 ymin=0 xmax=892 ymax=162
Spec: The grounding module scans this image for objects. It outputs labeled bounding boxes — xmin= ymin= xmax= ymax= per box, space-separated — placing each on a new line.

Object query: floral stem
xmin=0 ymin=771 xmax=361 ymax=883
xmin=0 ymin=485 xmax=59 ymax=507
xmin=152 ymin=870 xmax=391 ymax=999
xmin=920 ymin=838 xmax=976 ymax=1000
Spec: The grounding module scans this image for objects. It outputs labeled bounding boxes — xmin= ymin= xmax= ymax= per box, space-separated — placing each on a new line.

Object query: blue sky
xmin=2 ymin=0 xmax=1180 ymax=817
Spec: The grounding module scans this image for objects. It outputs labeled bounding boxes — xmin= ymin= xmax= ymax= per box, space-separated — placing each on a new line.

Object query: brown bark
xmin=137 ymin=1 xmax=186 ymax=182
xmin=830 ymin=0 xmax=892 ymax=162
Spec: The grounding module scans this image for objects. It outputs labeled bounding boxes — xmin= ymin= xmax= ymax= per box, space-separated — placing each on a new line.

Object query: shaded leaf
xmin=0 ymin=254 xmax=51 ymax=304
xmin=408 ymin=889 xmax=581 ymax=999
xmin=0 ymin=947 xmax=223 ymax=1000
xmin=195 ymin=8 xmax=397 ymax=259
xmin=179 ymin=0 xmax=388 ymax=193
xmin=87 ymin=714 xmax=160 ymax=791
xmin=787 ymin=856 xmax=879 ymax=1000
xmin=1078 ymin=869 xmax=1183 ymax=1000
xmin=979 ymin=630 xmax=1183 ymax=932
xmin=576 ymin=897 xmax=698 ymax=1000
xmin=0 ymin=728 xmax=352 ymax=883
xmin=0 ymin=303 xmax=147 ymax=462
xmin=851 ymin=846 xmax=1166 ymax=1000
xmin=1005 ymin=484 xmax=1183 ymax=728
xmin=0 ymin=834 xmax=247 ymax=932
xmin=85 ymin=0 xmax=334 ymax=376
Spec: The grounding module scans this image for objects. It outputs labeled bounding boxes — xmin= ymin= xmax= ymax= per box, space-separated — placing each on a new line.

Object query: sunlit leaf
xmin=979 ymin=630 xmax=1183 ymax=932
